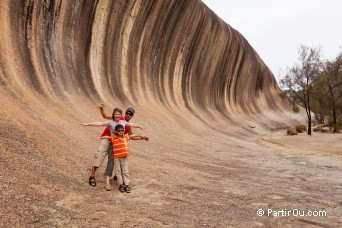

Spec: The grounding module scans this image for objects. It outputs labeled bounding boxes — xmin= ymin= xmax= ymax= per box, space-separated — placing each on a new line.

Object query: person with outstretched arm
xmin=100 ymin=124 xmax=149 ymax=193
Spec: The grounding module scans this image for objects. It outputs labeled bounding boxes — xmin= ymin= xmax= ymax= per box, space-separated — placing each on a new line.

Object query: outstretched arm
xmin=80 ymin=121 xmax=108 ymax=126
xmin=130 ymin=134 xmax=149 ymax=141
xmin=99 ymin=103 xmax=112 ymax=120
xmin=100 ymin=136 xmax=111 ymax=140
xmin=126 ymin=122 xmax=144 ymax=130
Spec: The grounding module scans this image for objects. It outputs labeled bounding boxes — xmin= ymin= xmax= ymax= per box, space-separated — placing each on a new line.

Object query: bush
xmin=287 ymin=127 xmax=298 ymax=135
xmin=296 ymin=124 xmax=307 ymax=133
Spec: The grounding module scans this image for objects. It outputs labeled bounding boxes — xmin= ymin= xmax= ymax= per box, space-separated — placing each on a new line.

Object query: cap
xmin=126 ymin=107 xmax=135 ymax=115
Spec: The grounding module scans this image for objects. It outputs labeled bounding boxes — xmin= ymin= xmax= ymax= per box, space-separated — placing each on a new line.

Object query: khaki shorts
xmin=92 ymin=139 xmax=111 ymax=167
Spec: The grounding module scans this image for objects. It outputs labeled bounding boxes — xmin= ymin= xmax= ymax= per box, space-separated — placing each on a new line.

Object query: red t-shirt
xmin=100 ymin=116 xmax=131 ymax=136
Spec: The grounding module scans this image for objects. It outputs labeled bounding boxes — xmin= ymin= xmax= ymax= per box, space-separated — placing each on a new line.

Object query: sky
xmin=201 ymin=0 xmax=342 ymax=81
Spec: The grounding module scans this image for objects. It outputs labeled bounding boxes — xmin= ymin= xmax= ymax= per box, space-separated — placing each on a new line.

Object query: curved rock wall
xmin=0 ymin=1 xmax=307 ymax=226
xmin=0 ymin=0 xmax=292 ymax=127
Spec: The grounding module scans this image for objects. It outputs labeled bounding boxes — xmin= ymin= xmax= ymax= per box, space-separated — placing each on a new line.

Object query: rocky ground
xmin=1 ymin=93 xmax=341 ymax=227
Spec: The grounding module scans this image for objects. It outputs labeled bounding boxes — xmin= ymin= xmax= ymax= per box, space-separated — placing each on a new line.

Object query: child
xmin=100 ymin=124 xmax=149 ymax=193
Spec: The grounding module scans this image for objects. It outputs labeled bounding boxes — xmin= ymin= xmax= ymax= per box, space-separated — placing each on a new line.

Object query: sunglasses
xmin=117 ymin=129 xmax=124 ymax=132
xmin=125 ymin=111 xmax=133 ymax=116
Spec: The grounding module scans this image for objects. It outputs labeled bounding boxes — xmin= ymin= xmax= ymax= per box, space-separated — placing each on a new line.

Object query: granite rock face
xmin=0 ymin=1 xmax=308 ymax=227
xmin=0 ymin=0 xmax=292 ymax=120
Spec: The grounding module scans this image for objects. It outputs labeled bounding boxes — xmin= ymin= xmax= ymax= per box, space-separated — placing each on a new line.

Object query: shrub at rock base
xmin=287 ymin=127 xmax=298 ymax=135
xmin=296 ymin=124 xmax=307 ymax=133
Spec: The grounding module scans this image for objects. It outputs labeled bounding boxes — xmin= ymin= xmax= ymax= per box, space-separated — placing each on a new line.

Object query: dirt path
xmin=253 ymin=130 xmax=342 ymax=227
xmin=259 ymin=130 xmax=342 ymax=157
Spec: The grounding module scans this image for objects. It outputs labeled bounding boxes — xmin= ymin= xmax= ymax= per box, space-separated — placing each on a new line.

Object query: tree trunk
xmin=308 ymin=113 xmax=312 ymax=135
xmin=330 ymin=88 xmax=337 ymax=132
xmin=332 ymin=104 xmax=337 ymax=132
xmin=307 ymin=83 xmax=312 ymax=135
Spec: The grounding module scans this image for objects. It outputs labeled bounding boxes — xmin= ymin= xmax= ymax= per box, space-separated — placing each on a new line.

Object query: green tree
xmin=311 ymin=85 xmax=329 ymax=124
xmin=319 ymin=52 xmax=342 ymax=132
xmin=280 ymin=45 xmax=323 ymax=135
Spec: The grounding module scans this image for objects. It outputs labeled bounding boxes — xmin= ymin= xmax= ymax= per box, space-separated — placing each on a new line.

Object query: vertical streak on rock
xmin=89 ymin=0 xmax=111 ymax=101
xmin=181 ymin=1 xmax=205 ymax=113
xmin=120 ymin=0 xmax=142 ymax=102
xmin=17 ymin=0 xmax=43 ymax=93
xmin=0 ymin=1 xmax=12 ymax=87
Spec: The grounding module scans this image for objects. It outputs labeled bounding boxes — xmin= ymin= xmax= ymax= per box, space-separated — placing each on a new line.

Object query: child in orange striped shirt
xmin=100 ymin=124 xmax=149 ymax=193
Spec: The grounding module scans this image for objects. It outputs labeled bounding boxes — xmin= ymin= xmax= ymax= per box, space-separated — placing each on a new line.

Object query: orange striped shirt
xmin=110 ymin=135 xmax=130 ymax=158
